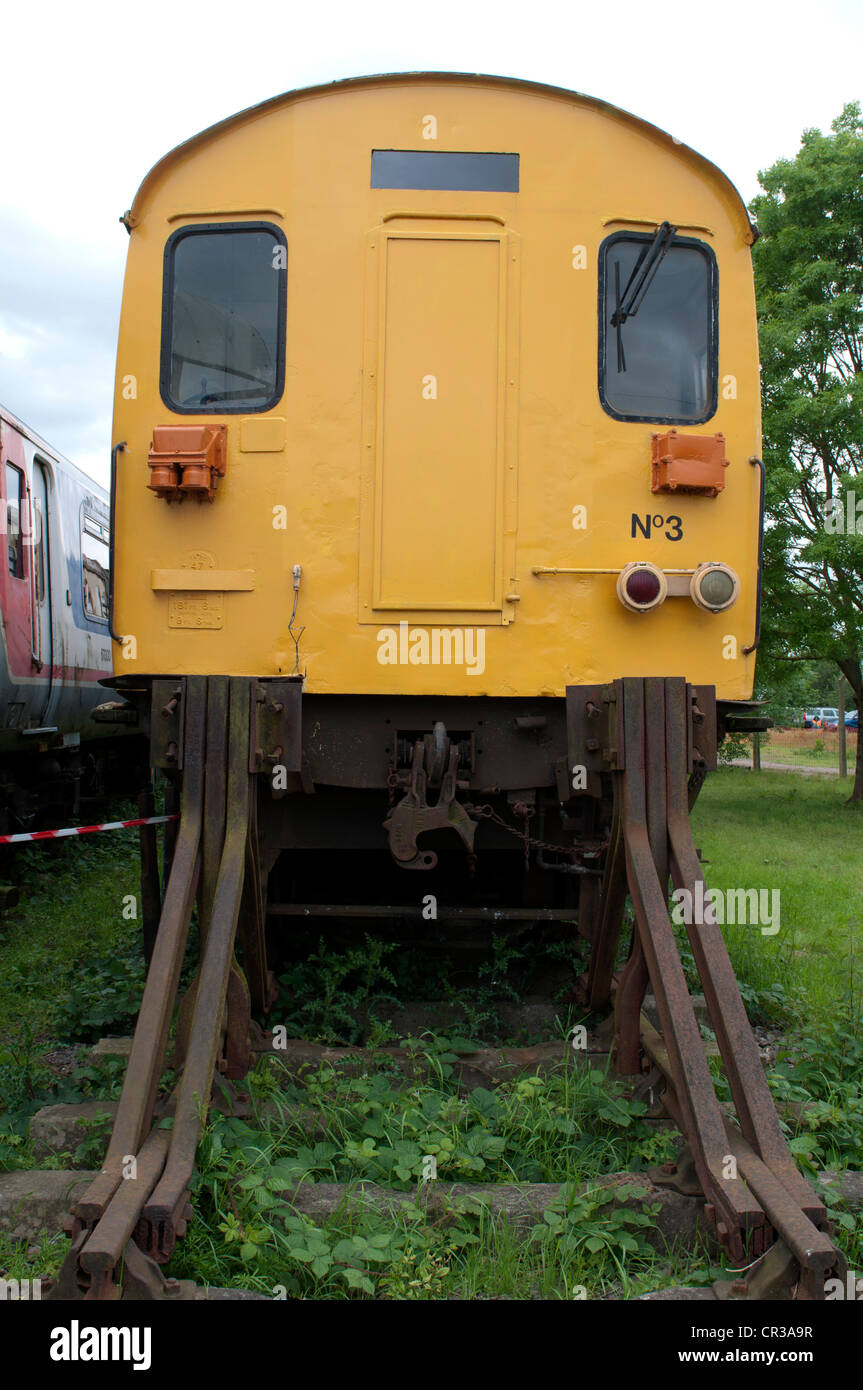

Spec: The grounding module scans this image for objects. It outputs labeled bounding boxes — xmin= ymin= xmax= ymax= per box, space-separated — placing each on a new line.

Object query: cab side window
xmin=160 ymin=222 xmax=287 ymax=414
xmin=599 ymin=231 xmax=717 ymax=424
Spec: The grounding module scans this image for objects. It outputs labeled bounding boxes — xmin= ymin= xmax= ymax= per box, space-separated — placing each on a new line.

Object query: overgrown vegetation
xmin=270 ymin=928 xmax=585 ymax=1046
xmin=0 ymin=772 xmax=860 ymax=1297
xmin=165 ymin=1051 xmax=705 ymax=1299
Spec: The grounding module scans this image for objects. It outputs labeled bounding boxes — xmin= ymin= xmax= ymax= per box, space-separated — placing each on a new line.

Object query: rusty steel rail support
xmin=48 ymin=676 xmax=258 ymax=1299
xmin=617 ymin=678 xmax=764 ymax=1257
xmin=70 ymin=677 xmax=206 ymax=1233
xmin=138 ymin=783 xmax=162 ymax=968
xmin=141 ymin=676 xmax=252 ymax=1263
xmin=607 ymin=676 xmax=842 ymax=1297
xmin=664 ymin=679 xmax=825 ymax=1226
xmin=586 ymin=796 xmax=627 ymax=1011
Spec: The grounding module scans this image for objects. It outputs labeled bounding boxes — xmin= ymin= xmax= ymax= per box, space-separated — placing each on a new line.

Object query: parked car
xmin=845 ymin=709 xmax=859 ymax=729
xmin=803 ymin=707 xmax=838 ymax=728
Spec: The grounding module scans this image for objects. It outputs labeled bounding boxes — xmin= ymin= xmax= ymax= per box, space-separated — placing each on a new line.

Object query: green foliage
xmin=717 ymin=731 xmax=752 ymax=764
xmin=53 ymin=938 xmax=146 ymax=1042
xmin=0 ymin=1229 xmax=69 ymax=1282
xmin=234 ymin=1048 xmax=663 ymax=1190
xmin=767 ymin=1008 xmax=863 ymax=1177
xmin=0 ymin=1021 xmax=56 ymax=1125
xmin=272 ymin=934 xmax=401 ymax=1044
xmin=168 ymin=1047 xmax=682 ymax=1298
xmin=72 ymin=1111 xmax=118 ymax=1168
xmin=529 ymin=1183 xmax=659 ymax=1276
xmin=750 ymin=103 xmax=863 ymax=794
xmin=270 ymin=928 xmax=586 ymax=1047
xmin=756 ymin=660 xmax=845 ymax=727
xmin=0 ymin=1050 xmax=127 ymax=1165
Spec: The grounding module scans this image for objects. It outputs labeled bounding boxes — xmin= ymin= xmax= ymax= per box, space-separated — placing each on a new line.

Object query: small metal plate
xmin=250 ymin=679 xmax=302 ymax=774
xmin=151 ymin=678 xmax=184 ymax=770
xmin=565 ymin=682 xmax=621 ymax=797
xmin=168 ymin=592 xmax=224 ymax=629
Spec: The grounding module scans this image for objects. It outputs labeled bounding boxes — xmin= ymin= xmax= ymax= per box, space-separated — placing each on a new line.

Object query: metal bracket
xmin=565 ymin=682 xmax=623 ymax=797
xmin=44 ymin=1233 xmax=200 ymax=1302
xmin=690 ymin=685 xmax=718 ymax=771
xmin=249 ymin=678 xmax=302 ymax=774
xmin=151 ymin=678 xmax=184 ymax=771
xmin=650 ymin=1143 xmax=703 ymax=1198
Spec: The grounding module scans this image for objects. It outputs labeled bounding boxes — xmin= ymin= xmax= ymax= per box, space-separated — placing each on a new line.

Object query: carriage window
xmin=161 ymin=223 xmax=286 ymax=414
xmin=599 ymin=232 xmax=717 ymax=423
xmin=6 ymin=464 xmax=23 ymax=578
xmin=34 ymin=502 xmax=45 ymax=603
xmin=81 ymin=514 xmax=109 ymax=622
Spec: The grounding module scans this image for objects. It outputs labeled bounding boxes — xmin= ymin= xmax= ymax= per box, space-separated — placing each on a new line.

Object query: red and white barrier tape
xmin=0 ymin=814 xmax=179 ymax=846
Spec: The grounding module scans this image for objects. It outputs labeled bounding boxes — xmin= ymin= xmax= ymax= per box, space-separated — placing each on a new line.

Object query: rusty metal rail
xmin=143 ymin=678 xmax=252 ymax=1260
xmin=608 ymin=677 xmax=842 ymax=1298
xmin=48 ymin=676 xmax=257 ymax=1300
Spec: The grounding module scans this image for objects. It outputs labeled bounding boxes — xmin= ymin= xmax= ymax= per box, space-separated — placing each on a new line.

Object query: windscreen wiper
xmin=611 ymin=220 xmax=678 ymax=372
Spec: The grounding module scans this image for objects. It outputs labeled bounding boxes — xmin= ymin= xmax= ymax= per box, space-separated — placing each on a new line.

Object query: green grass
xmin=0 ymin=817 xmax=141 ymax=1045
xmin=760 ymin=737 xmax=847 ymax=768
xmin=690 ymin=768 xmax=862 ymax=1024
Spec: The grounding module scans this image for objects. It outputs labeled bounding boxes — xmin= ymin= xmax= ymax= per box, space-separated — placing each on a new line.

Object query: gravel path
xmin=728 ymin=758 xmax=840 ymax=776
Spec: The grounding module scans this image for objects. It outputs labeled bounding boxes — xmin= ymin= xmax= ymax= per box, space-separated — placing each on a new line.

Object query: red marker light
xmin=616 ymin=562 xmax=667 ymax=613
xmin=625 ymin=568 xmax=662 ymax=605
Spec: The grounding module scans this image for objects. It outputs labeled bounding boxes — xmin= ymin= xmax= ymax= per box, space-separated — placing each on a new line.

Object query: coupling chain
xmin=472 ymin=803 xmax=579 ymax=869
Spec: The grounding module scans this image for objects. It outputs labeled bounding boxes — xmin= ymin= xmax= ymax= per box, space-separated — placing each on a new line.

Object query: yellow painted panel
xmin=373 ymin=235 xmax=503 ymax=610
xmin=239 ymin=417 xmax=286 ymax=452
xmin=111 ymin=75 xmax=762 ymax=697
xmin=151 ymin=569 xmax=255 ymax=591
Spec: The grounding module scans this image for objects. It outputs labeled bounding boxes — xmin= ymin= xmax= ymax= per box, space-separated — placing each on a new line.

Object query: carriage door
xmin=360 ymin=223 xmax=520 ymax=624
xmin=32 ymin=462 xmax=53 ymax=720
xmin=1 ymin=439 xmax=34 ymax=693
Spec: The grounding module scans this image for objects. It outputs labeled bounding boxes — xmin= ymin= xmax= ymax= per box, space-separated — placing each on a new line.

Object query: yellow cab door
xmin=360 ymin=220 xmax=519 ymax=627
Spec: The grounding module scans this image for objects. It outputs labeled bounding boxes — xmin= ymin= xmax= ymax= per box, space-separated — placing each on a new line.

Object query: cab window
xmin=599 ymin=231 xmax=717 ymax=423
xmin=160 ymin=222 xmax=287 ymax=414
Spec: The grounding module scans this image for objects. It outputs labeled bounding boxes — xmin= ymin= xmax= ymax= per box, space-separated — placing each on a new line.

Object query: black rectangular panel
xmin=371 ymin=150 xmax=519 ymax=192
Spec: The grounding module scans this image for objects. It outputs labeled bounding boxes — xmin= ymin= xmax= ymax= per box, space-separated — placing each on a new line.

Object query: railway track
xmin=4 ymin=1013 xmax=859 ymax=1301
xmin=24 ymin=676 xmax=846 ymax=1301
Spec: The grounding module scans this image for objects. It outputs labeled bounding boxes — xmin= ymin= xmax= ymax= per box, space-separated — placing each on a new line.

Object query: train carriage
xmin=50 ymin=74 xmax=844 ymax=1302
xmin=0 ymin=405 xmax=134 ymax=826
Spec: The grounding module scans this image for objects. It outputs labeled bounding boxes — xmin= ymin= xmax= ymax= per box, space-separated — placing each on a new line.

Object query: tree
xmin=750 ymin=103 xmax=863 ymax=801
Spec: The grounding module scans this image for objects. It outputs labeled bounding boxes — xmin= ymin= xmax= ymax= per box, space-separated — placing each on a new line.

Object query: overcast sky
xmin=2 ymin=0 xmax=861 ymax=486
